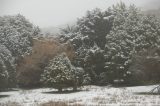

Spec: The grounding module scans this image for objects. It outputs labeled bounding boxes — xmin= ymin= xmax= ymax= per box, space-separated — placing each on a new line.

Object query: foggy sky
xmin=0 ymin=0 xmax=160 ymax=27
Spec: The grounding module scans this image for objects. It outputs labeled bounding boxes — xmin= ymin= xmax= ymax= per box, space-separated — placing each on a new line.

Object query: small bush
xmin=40 ymin=53 xmax=84 ymax=92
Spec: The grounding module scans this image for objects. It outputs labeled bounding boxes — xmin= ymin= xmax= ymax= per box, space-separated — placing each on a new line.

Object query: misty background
xmin=0 ymin=0 xmax=160 ymax=33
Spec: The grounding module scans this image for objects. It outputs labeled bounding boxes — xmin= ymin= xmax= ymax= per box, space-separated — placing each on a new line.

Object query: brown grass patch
xmin=0 ymin=102 xmax=21 ymax=106
xmin=40 ymin=101 xmax=83 ymax=106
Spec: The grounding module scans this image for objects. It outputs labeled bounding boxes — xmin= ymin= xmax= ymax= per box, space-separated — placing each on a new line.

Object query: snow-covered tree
xmin=82 ymin=43 xmax=105 ymax=83
xmin=40 ymin=53 xmax=84 ymax=92
xmin=129 ymin=48 xmax=160 ymax=85
xmin=0 ymin=14 xmax=40 ymax=58
xmin=104 ymin=3 xmax=160 ymax=84
xmin=77 ymin=8 xmax=114 ymax=49
xmin=59 ymin=3 xmax=160 ymax=85
xmin=59 ymin=8 xmax=115 ymax=84
xmin=0 ymin=55 xmax=9 ymax=90
xmin=0 ymin=14 xmax=40 ymax=89
xmin=0 ymin=45 xmax=15 ymax=89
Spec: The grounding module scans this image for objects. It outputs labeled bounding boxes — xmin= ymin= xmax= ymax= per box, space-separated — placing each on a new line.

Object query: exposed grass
xmin=0 ymin=88 xmax=19 ymax=92
xmin=39 ymin=101 xmax=83 ymax=106
xmin=42 ymin=90 xmax=82 ymax=94
xmin=134 ymin=92 xmax=160 ymax=95
xmin=1 ymin=101 xmax=83 ymax=106
xmin=92 ymin=96 xmax=107 ymax=105
xmin=0 ymin=95 xmax=9 ymax=98
xmin=40 ymin=101 xmax=68 ymax=106
xmin=0 ymin=101 xmax=21 ymax=106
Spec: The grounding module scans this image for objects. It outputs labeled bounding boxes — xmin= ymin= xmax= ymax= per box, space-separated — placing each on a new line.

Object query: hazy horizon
xmin=1 ymin=0 xmax=160 ymax=28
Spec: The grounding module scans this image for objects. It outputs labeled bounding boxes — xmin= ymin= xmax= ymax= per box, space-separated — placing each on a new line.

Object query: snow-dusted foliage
xmin=40 ymin=53 xmax=84 ymax=91
xmin=104 ymin=3 xmax=160 ymax=83
xmin=0 ymin=14 xmax=40 ymax=89
xmin=77 ymin=8 xmax=114 ymax=49
xmin=82 ymin=43 xmax=105 ymax=83
xmin=59 ymin=3 xmax=160 ymax=85
xmin=60 ymin=8 xmax=115 ymax=84
xmin=0 ymin=45 xmax=15 ymax=89
xmin=59 ymin=25 xmax=79 ymax=43
xmin=0 ymin=14 xmax=40 ymax=58
xmin=129 ymin=48 xmax=160 ymax=84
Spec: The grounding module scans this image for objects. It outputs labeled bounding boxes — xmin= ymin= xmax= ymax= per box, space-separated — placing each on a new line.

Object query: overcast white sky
xmin=0 ymin=0 xmax=160 ymax=27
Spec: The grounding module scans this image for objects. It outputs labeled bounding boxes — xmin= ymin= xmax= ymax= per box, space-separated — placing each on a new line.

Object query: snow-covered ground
xmin=0 ymin=85 xmax=160 ymax=106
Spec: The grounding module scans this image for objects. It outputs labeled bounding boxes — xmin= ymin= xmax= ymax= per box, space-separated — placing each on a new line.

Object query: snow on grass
xmin=0 ymin=85 xmax=160 ymax=106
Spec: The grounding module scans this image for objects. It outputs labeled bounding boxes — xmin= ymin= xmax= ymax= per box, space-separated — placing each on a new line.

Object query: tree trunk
xmin=58 ymin=87 xmax=62 ymax=92
xmin=73 ymin=85 xmax=77 ymax=91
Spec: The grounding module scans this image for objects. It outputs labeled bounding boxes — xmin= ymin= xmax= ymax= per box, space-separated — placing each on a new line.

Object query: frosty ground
xmin=0 ymin=85 xmax=160 ymax=106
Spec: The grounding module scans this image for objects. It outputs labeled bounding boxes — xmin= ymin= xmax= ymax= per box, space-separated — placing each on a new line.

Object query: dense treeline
xmin=0 ymin=3 xmax=160 ymax=91
xmin=60 ymin=3 xmax=160 ymax=86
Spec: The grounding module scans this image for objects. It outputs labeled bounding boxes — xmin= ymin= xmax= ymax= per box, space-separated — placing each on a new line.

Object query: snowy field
xmin=0 ymin=85 xmax=160 ymax=106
